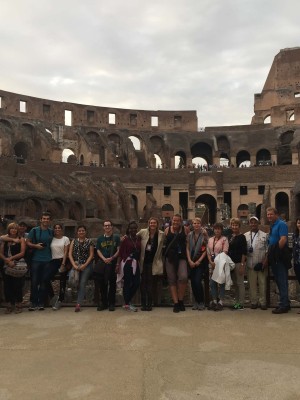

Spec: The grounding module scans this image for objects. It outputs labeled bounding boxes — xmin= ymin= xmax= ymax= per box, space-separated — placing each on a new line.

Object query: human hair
xmin=53 ymin=223 xmax=63 ymax=230
xmin=294 ymin=218 xmax=300 ymax=237
xmin=41 ymin=211 xmax=51 ymax=219
xmin=266 ymin=207 xmax=278 ymax=215
xmin=77 ymin=225 xmax=87 ymax=232
xmin=148 ymin=217 xmax=159 ymax=230
xmin=7 ymin=222 xmax=19 ymax=234
xmin=173 ymin=214 xmax=182 ymax=220
xmin=103 ymin=219 xmax=113 ymax=226
xmin=126 ymin=220 xmax=138 ymax=235
xmin=213 ymin=222 xmax=224 ymax=231
xmin=18 ymin=221 xmax=27 ymax=227
xmin=230 ymin=218 xmax=241 ymax=226
xmin=192 ymin=217 xmax=202 ymax=224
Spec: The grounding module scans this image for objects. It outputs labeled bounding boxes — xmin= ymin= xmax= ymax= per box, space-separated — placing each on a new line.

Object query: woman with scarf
xmin=186 ymin=218 xmax=208 ymax=310
xmin=116 ymin=221 xmax=141 ymax=312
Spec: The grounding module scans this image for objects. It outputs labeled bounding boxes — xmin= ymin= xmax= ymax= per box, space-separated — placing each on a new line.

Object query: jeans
xmin=271 ymin=261 xmax=289 ymax=308
xmin=123 ymin=263 xmax=140 ymax=305
xmin=94 ymin=265 xmax=117 ymax=306
xmin=43 ymin=259 xmax=61 ymax=300
xmin=190 ymin=267 xmax=205 ymax=304
xmin=30 ymin=261 xmax=51 ymax=306
xmin=210 ymin=279 xmax=225 ymax=301
xmin=77 ymin=263 xmax=93 ymax=305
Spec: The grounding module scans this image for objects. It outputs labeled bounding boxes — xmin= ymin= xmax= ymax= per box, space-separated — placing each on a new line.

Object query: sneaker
xmin=52 ymin=300 xmax=61 ymax=311
xmin=208 ymin=301 xmax=217 ymax=311
xmin=146 ymin=305 xmax=153 ymax=311
xmin=198 ymin=303 xmax=205 ymax=311
xmin=178 ymin=300 xmax=185 ymax=311
xmin=50 ymin=294 xmax=59 ymax=307
xmin=38 ymin=306 xmax=45 ymax=311
xmin=173 ymin=303 xmax=180 ymax=313
xmin=192 ymin=302 xmax=199 ymax=310
xmin=141 ymin=305 xmax=148 ymax=311
xmin=28 ymin=305 xmax=38 ymax=311
xmin=272 ymin=307 xmax=289 ymax=314
xmin=123 ymin=304 xmax=130 ymax=311
xmin=109 ymin=305 xmax=115 ymax=311
xmin=75 ymin=304 xmax=81 ymax=312
xmin=215 ymin=302 xmax=223 ymax=311
xmin=128 ymin=304 xmax=138 ymax=312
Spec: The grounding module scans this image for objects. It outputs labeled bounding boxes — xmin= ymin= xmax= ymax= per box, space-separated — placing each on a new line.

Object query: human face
xmin=192 ymin=220 xmax=201 ymax=232
xmin=9 ymin=226 xmax=18 ymax=237
xmin=214 ymin=227 xmax=222 ymax=238
xmin=77 ymin=227 xmax=87 ymax=239
xmin=54 ymin=225 xmax=63 ymax=238
xmin=250 ymin=219 xmax=259 ymax=232
xmin=103 ymin=221 xmax=113 ymax=235
xmin=18 ymin=225 xmax=27 ymax=236
xmin=231 ymin=223 xmax=240 ymax=234
xmin=40 ymin=215 xmax=51 ymax=229
xmin=128 ymin=223 xmax=138 ymax=237
xmin=267 ymin=210 xmax=277 ymax=223
xmin=172 ymin=216 xmax=182 ymax=232
xmin=149 ymin=219 xmax=158 ymax=232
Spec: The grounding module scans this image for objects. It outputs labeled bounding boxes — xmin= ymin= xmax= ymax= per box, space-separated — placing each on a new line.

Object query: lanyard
xmin=250 ymin=231 xmax=258 ymax=246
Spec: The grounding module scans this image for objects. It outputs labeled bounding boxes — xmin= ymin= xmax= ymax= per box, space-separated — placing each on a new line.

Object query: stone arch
xmin=236 ymin=150 xmax=250 ymax=167
xmin=191 ymin=142 xmax=213 ymax=165
xmin=0 ymin=119 xmax=12 ymax=129
xmin=220 ymin=152 xmax=230 ymax=166
xmin=128 ymin=135 xmax=141 ymax=151
xmin=149 ymin=135 xmax=164 ymax=153
xmin=47 ymin=199 xmax=64 ymax=219
xmin=275 ymin=192 xmax=289 ymax=221
xmin=277 ymin=131 xmax=293 ymax=165
xmin=68 ymin=201 xmax=84 ymax=221
xmin=195 ymin=194 xmax=217 ymax=225
xmin=237 ymin=203 xmax=249 ymax=219
xmin=264 ymin=114 xmax=271 ymax=124
xmin=175 ymin=150 xmax=186 ymax=169
xmin=107 ymin=133 xmax=121 ymax=156
xmin=24 ymin=198 xmax=43 ymax=219
xmin=14 ymin=141 xmax=28 ymax=160
xmin=62 ymin=148 xmax=76 ymax=164
xmin=256 ymin=148 xmax=271 ymax=165
xmin=162 ymin=203 xmax=174 ymax=219
xmin=22 ymin=123 xmax=35 ymax=136
xmin=217 ymin=135 xmax=230 ymax=157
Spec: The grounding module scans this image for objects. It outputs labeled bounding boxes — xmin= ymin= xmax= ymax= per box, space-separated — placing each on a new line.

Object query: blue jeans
xmin=271 ymin=261 xmax=289 ymax=308
xmin=30 ymin=260 xmax=51 ymax=306
xmin=190 ymin=267 xmax=204 ymax=304
xmin=210 ymin=279 xmax=225 ymax=301
xmin=77 ymin=263 xmax=93 ymax=305
xmin=123 ymin=263 xmax=140 ymax=305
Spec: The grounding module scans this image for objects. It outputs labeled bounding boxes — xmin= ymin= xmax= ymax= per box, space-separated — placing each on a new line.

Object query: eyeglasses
xmin=104 ymin=225 xmax=111 ymax=227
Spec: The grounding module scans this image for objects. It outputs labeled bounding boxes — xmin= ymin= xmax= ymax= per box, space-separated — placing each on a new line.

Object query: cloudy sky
xmin=1 ymin=0 xmax=300 ymax=127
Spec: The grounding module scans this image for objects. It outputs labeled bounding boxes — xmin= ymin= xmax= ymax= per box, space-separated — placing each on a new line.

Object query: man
xmin=95 ymin=220 xmax=120 ymax=311
xmin=26 ymin=212 xmax=53 ymax=311
xmin=267 ymin=207 xmax=290 ymax=314
xmin=244 ymin=216 xmax=268 ymax=310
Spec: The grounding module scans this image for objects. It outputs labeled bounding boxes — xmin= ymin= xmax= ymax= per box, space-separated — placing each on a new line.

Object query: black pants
xmin=140 ymin=262 xmax=153 ymax=306
xmin=123 ymin=263 xmax=140 ymax=305
xmin=3 ymin=274 xmax=24 ymax=304
xmin=190 ymin=266 xmax=204 ymax=304
xmin=94 ymin=265 xmax=117 ymax=306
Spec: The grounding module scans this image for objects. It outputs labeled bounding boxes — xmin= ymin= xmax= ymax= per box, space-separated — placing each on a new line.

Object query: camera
xmin=248 ymin=246 xmax=253 ymax=253
xmin=41 ymin=242 xmax=47 ymax=248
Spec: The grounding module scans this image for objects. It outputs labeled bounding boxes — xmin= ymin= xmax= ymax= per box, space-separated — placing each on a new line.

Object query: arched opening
xmin=108 ymin=134 xmax=121 ymax=156
xmin=191 ymin=142 xmax=213 ymax=166
xmin=14 ymin=142 xmax=28 ymax=160
xmin=236 ymin=150 xmax=251 ymax=167
xmin=0 ymin=119 xmax=12 ymax=129
xmin=256 ymin=149 xmax=271 ymax=166
xmin=175 ymin=151 xmax=186 ymax=169
xmin=256 ymin=204 xmax=262 ymax=220
xmin=264 ymin=115 xmax=271 ymax=124
xmin=47 ymin=199 xmax=64 ymax=219
xmin=62 ymin=148 xmax=76 ymax=164
xmin=195 ymin=194 xmax=217 ymax=225
xmin=130 ymin=195 xmax=138 ymax=220
xmin=161 ymin=204 xmax=174 ymax=221
xmin=220 ymin=152 xmax=230 ymax=167
xmin=237 ymin=204 xmax=249 ymax=221
xmin=275 ymin=192 xmax=289 ymax=221
xmin=24 ymin=198 xmax=42 ymax=220
xmin=192 ymin=157 xmax=208 ymax=170
xmin=80 ymin=154 xmax=84 ymax=166
xmin=154 ymin=154 xmax=162 ymax=168
xmin=69 ymin=201 xmax=83 ymax=220
xmin=128 ymin=136 xmax=141 ymax=150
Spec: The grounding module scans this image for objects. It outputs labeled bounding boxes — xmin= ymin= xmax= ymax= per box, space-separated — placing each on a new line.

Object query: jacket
xmin=211 ymin=252 xmax=235 ymax=290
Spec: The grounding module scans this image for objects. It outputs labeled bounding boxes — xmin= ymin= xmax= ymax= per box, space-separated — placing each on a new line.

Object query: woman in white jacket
xmin=138 ymin=217 xmax=164 ymax=311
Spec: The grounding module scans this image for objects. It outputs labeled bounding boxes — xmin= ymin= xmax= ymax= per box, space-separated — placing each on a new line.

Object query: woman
xmin=0 ymin=222 xmax=26 ymax=313
xmin=164 ymin=214 xmax=188 ymax=313
xmin=69 ymin=225 xmax=94 ymax=312
xmin=228 ymin=218 xmax=247 ymax=310
xmin=292 ymin=218 xmax=300 ymax=314
xmin=49 ymin=223 xmax=70 ymax=310
xmin=186 ymin=218 xmax=208 ymax=310
xmin=116 ymin=221 xmax=141 ymax=312
xmin=138 ymin=217 xmax=164 ymax=311
xmin=207 ymin=223 xmax=229 ymax=311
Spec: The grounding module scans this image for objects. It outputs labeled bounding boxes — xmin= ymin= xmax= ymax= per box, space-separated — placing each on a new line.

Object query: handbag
xmin=5 ymin=258 xmax=28 ymax=278
xmin=68 ymin=268 xmax=80 ymax=288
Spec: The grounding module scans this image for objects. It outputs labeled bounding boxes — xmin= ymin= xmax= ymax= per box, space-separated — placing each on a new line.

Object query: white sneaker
xmin=52 ymin=300 xmax=61 ymax=311
xmin=129 ymin=304 xmax=138 ymax=312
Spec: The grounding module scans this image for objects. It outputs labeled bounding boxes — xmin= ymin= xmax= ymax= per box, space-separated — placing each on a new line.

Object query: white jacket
xmin=211 ymin=252 xmax=235 ymax=290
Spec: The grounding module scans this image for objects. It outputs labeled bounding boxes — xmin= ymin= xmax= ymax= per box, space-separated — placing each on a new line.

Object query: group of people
xmin=0 ymin=207 xmax=299 ymax=315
